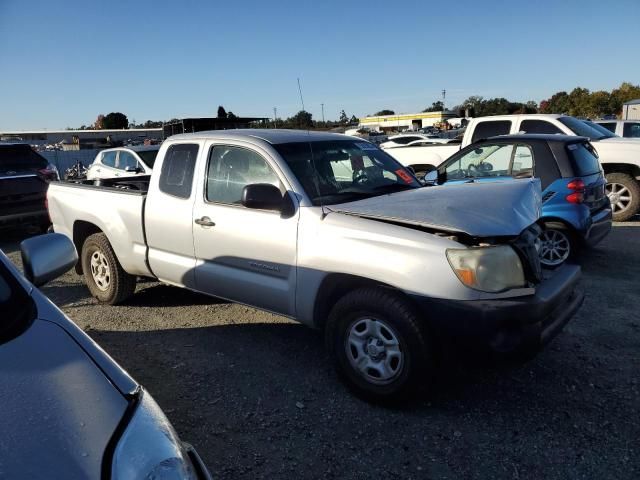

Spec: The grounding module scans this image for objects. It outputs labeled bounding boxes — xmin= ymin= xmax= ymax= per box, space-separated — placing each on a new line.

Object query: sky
xmin=1 ymin=0 xmax=639 ymax=130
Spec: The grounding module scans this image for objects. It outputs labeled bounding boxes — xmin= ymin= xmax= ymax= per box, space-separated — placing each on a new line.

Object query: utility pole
xmin=442 ymin=89 xmax=446 ymax=111
xmin=321 ymin=103 xmax=325 ymax=123
xmin=273 ymin=107 xmax=277 ymax=128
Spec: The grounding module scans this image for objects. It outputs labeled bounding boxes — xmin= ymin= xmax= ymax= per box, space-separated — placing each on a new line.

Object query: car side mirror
xmin=20 ymin=233 xmax=78 ymax=287
xmin=124 ymin=165 xmax=141 ymax=173
xmin=423 ymin=170 xmax=438 ymax=185
xmin=242 ymin=183 xmax=283 ymax=211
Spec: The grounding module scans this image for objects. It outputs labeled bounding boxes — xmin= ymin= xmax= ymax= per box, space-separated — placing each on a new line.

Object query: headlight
xmin=111 ymin=390 xmax=200 ymax=480
xmin=446 ymin=245 xmax=526 ymax=293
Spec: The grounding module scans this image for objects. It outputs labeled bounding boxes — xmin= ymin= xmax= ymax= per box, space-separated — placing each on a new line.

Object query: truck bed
xmin=47 ymin=177 xmax=153 ymax=277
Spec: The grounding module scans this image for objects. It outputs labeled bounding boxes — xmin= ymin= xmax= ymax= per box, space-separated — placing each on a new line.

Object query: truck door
xmin=191 ymin=142 xmax=299 ymax=316
xmin=145 ymin=142 xmax=201 ymax=288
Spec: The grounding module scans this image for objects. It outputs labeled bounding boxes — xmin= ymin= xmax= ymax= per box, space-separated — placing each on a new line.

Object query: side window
xmin=158 ymin=144 xmax=199 ymax=199
xmin=102 ymin=151 xmax=117 ymax=167
xmin=470 ymin=121 xmax=512 ymax=143
xmin=511 ymin=145 xmax=534 ymax=177
xmin=598 ymin=122 xmax=616 ymax=133
xmin=445 ymin=144 xmax=514 ymax=179
xmin=117 ymin=151 xmax=138 ymax=170
xmin=623 ymin=122 xmax=640 ymax=138
xmin=520 ymin=120 xmax=563 ymax=135
xmin=206 ymin=146 xmax=279 ymax=205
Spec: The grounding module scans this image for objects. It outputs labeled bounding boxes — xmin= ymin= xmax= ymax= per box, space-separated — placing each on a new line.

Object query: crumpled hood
xmin=328 ymin=178 xmax=542 ymax=237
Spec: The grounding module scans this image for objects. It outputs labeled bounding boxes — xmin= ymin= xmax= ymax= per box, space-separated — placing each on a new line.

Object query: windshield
xmin=0 ymin=145 xmax=48 ymax=170
xmin=273 ymin=140 xmax=421 ymax=205
xmin=558 ymin=116 xmax=615 ymax=140
xmin=137 ymin=149 xmax=160 ymax=169
xmin=583 ymin=120 xmax=619 ymax=138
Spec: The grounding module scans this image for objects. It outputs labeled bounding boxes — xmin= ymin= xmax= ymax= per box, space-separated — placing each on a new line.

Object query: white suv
xmin=86 ymin=146 xmax=160 ymax=180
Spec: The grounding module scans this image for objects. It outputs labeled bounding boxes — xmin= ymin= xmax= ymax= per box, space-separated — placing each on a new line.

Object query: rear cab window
xmin=520 ymin=120 xmax=563 ymax=134
xmin=470 ymin=120 xmax=512 ymax=143
xmin=623 ymin=122 xmax=640 ymax=138
xmin=566 ymin=142 xmax=601 ymax=176
xmin=158 ymin=143 xmax=200 ymax=198
xmin=0 ymin=145 xmax=48 ymax=170
xmin=598 ymin=122 xmax=616 ymax=133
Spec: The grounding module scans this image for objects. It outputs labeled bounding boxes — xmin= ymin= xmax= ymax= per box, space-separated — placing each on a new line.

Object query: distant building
xmin=0 ymin=128 xmax=163 ymax=147
xmin=162 ymin=117 xmax=269 ymax=138
xmin=359 ymin=111 xmax=457 ymax=132
xmin=622 ymin=99 xmax=640 ymax=120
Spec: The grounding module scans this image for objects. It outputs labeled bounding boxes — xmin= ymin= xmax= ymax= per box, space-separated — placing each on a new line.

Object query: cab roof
xmin=166 ymin=129 xmax=354 ymax=144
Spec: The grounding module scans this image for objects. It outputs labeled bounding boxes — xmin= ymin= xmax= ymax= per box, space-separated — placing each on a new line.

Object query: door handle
xmin=194 ymin=216 xmax=215 ymax=227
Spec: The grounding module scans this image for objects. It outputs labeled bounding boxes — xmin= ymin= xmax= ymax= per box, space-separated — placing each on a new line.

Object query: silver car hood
xmin=329 ymin=178 xmax=542 ymax=237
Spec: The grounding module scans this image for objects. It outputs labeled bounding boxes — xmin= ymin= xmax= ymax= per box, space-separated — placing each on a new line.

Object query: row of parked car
xmin=0 ymin=114 xmax=623 ymax=477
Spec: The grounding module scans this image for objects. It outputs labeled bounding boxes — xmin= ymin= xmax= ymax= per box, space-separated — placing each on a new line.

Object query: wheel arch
xmin=72 ymin=220 xmax=104 ymax=274
xmin=602 ymin=163 xmax=640 ymax=180
xmin=312 ymin=273 xmax=405 ymax=330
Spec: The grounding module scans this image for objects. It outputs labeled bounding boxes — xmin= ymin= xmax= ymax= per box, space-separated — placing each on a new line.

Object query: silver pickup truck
xmin=48 ymin=130 xmax=584 ymax=401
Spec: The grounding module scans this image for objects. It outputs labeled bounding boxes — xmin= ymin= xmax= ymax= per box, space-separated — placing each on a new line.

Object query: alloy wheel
xmin=606 ymin=182 xmax=633 ymax=215
xmin=539 ymin=229 xmax=571 ymax=267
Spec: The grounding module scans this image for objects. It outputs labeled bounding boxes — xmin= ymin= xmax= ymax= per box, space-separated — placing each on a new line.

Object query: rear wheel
xmin=325 ymin=287 xmax=432 ymax=402
xmin=538 ymin=222 xmax=577 ymax=268
xmin=81 ymin=233 xmax=136 ymax=304
xmin=605 ymin=172 xmax=640 ymax=222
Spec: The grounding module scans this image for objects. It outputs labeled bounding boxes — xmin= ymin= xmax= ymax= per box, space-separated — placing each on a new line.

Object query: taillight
xmin=566 ymin=178 xmax=585 ymax=204
xmin=38 ymin=164 xmax=59 ymax=181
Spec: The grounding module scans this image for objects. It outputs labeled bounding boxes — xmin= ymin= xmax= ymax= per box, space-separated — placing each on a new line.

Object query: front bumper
xmin=410 ymin=264 xmax=584 ymax=356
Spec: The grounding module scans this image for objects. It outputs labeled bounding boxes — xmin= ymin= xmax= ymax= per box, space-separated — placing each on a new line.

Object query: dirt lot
xmin=3 ymin=223 xmax=639 ymax=480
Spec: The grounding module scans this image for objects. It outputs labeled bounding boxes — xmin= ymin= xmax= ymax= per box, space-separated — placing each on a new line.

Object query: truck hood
xmin=328 ymin=178 xmax=542 ymax=237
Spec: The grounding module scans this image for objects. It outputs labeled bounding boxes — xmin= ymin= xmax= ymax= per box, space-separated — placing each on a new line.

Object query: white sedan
xmin=379 ymin=133 xmax=452 ymax=149
xmin=86 ymin=146 xmax=160 ymax=180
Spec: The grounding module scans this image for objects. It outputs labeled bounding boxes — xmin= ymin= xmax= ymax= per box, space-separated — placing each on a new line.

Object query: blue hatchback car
xmin=427 ymin=134 xmax=612 ymax=267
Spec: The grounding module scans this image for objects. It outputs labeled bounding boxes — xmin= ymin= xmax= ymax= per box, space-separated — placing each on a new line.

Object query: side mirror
xmin=124 ymin=165 xmax=141 ymax=173
xmin=423 ymin=170 xmax=438 ymax=185
xmin=20 ymin=233 xmax=78 ymax=287
xmin=241 ymin=183 xmax=283 ymax=211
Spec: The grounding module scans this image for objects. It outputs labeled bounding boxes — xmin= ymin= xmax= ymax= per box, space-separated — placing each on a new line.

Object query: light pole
xmin=442 ymin=89 xmax=446 ymax=111
xmin=273 ymin=107 xmax=277 ymax=128
xmin=321 ymin=103 xmax=325 ymax=123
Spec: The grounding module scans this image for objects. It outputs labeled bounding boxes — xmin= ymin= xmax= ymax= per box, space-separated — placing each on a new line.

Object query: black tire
xmin=606 ymin=172 xmax=640 ymax=222
xmin=538 ymin=221 xmax=578 ymax=269
xmin=81 ymin=232 xmax=136 ymax=304
xmin=325 ymin=287 xmax=432 ymax=402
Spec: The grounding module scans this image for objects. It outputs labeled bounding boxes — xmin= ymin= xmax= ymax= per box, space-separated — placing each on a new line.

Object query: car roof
xmin=484 ymin=133 xmax=588 ymax=143
xmin=167 ymin=129 xmax=352 ymax=144
xmin=127 ymin=145 xmax=160 ymax=151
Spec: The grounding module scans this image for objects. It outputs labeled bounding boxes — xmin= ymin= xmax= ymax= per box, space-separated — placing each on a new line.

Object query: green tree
xmin=227 ymin=111 xmax=238 ymax=119
xmin=374 ymin=109 xmax=395 ymax=116
xmin=349 ymin=115 xmax=359 ymax=124
xmin=287 ymin=110 xmax=313 ymax=128
xmin=422 ymin=101 xmax=444 ymax=112
xmin=102 ymin=112 xmax=129 ymax=129
xmin=217 ymin=106 xmax=227 ymax=118
xmin=339 ymin=110 xmax=349 ymax=124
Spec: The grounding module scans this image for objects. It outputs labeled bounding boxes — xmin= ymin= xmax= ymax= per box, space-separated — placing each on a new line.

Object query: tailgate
xmin=581 ymin=172 xmax=608 ymax=213
xmin=0 ymin=176 xmax=48 ymax=218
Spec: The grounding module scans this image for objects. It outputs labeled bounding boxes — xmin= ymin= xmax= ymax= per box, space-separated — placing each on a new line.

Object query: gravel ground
xmin=3 ymin=223 xmax=639 ymax=479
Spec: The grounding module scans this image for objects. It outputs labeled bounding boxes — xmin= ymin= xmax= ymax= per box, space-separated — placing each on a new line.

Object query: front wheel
xmin=81 ymin=233 xmax=136 ymax=304
xmin=605 ymin=172 xmax=640 ymax=222
xmin=325 ymin=287 xmax=432 ymax=402
xmin=538 ymin=222 xmax=577 ymax=268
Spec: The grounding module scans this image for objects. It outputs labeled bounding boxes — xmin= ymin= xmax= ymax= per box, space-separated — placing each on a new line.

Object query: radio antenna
xmin=297 ymin=77 xmax=305 ymax=112
xmin=297 ymin=77 xmax=326 ymax=217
